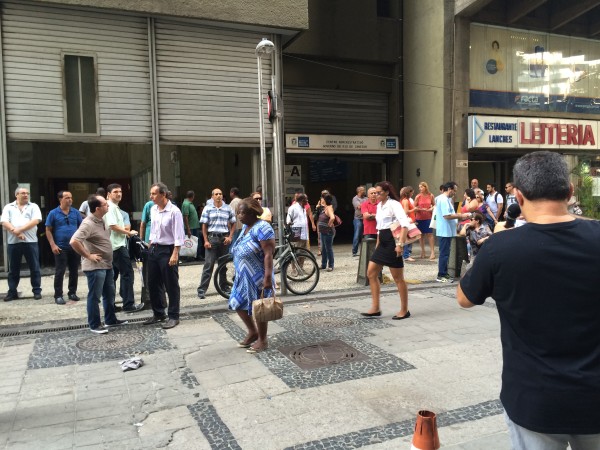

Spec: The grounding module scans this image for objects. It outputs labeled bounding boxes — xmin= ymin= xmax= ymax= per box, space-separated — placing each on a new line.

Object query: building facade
xmin=0 ymin=0 xmax=308 ymax=268
xmin=404 ymin=0 xmax=600 ymax=202
xmin=456 ymin=0 xmax=600 ymax=197
xmin=281 ymin=0 xmax=404 ymax=222
xmin=1 ymin=0 xmax=408 ymax=267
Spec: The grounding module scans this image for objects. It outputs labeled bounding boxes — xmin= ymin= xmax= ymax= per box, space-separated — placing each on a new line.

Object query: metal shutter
xmin=284 ymin=87 xmax=389 ymax=134
xmin=155 ymin=20 xmax=272 ymax=144
xmin=1 ymin=2 xmax=151 ymax=140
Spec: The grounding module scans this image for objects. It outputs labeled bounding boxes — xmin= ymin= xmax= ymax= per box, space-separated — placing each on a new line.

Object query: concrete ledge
xmin=30 ymin=0 xmax=309 ymax=30
xmin=0 ymin=281 xmax=446 ymax=336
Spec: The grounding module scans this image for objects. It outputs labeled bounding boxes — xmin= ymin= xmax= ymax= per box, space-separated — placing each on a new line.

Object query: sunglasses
xmin=254 ymin=197 xmax=262 ymax=201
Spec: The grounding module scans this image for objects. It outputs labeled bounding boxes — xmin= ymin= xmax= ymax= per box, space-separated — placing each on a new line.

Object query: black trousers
xmin=53 ymin=246 xmax=80 ymax=298
xmin=147 ymin=245 xmax=180 ymax=320
xmin=112 ymin=246 xmax=135 ymax=309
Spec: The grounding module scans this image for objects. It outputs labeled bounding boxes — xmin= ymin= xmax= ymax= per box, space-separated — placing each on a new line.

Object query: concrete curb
xmin=0 ymin=281 xmax=448 ymax=335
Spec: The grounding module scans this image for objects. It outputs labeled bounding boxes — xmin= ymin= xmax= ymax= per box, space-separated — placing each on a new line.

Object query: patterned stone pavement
xmin=0 ymin=282 xmax=510 ymax=449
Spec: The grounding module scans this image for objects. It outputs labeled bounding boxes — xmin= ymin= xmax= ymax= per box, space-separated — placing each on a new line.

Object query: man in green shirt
xmin=103 ymin=183 xmax=143 ymax=313
xmin=181 ymin=190 xmax=202 ymax=260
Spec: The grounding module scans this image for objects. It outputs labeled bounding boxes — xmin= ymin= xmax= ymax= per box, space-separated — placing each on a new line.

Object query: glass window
xmin=64 ymin=55 xmax=98 ymax=133
xmin=470 ymin=24 xmax=600 ymax=115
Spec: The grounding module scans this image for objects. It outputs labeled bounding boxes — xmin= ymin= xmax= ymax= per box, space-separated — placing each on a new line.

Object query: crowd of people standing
xmin=0 ymin=176 xmax=526 ymax=338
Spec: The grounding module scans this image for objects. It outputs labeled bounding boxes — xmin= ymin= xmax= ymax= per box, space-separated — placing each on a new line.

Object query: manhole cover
xmin=279 ymin=339 xmax=369 ymax=370
xmin=76 ymin=332 xmax=146 ymax=351
xmin=302 ymin=316 xmax=354 ymax=328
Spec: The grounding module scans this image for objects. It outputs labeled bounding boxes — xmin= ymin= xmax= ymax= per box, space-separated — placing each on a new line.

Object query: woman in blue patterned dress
xmin=229 ymin=198 xmax=275 ymax=353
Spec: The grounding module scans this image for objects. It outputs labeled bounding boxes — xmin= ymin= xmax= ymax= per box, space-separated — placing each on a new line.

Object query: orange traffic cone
xmin=411 ymin=410 xmax=440 ymax=450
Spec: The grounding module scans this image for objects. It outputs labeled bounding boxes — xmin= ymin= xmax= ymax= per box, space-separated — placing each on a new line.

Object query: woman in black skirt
xmin=361 ymin=181 xmax=412 ymax=320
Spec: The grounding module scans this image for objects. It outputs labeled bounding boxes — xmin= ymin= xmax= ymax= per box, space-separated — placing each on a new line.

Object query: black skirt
xmin=370 ymin=228 xmax=404 ymax=268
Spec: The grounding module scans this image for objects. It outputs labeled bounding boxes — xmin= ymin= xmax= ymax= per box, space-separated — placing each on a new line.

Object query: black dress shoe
xmin=360 ymin=311 xmax=382 ymax=317
xmin=68 ymin=294 xmax=80 ymax=301
xmin=392 ymin=311 xmax=411 ymax=320
xmin=33 ymin=294 xmax=42 ymax=300
xmin=142 ymin=315 xmax=167 ymax=325
xmin=161 ymin=318 xmax=179 ymax=329
xmin=3 ymin=293 xmax=18 ymax=302
xmin=123 ymin=304 xmax=144 ymax=313
xmin=55 ymin=296 xmax=66 ymax=305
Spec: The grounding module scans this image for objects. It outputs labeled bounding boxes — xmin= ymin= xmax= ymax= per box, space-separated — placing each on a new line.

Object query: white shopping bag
xmin=179 ymin=235 xmax=198 ymax=258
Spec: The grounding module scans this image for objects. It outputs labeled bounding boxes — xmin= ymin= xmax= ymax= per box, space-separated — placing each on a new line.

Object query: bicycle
xmin=213 ymin=224 xmax=320 ymax=298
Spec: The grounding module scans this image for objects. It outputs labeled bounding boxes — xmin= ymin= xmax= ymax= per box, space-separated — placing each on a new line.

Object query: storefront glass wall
xmin=470 ymin=24 xmax=600 ymax=114
xmin=5 ymin=141 xmax=152 ymax=266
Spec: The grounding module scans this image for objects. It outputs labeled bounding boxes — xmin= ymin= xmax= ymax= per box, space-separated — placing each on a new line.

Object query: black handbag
xmin=313 ymin=205 xmax=323 ymax=223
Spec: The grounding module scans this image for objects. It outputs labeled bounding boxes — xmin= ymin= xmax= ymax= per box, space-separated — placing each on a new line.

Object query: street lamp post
xmin=255 ymin=38 xmax=274 ymax=207
xmin=256 ymin=37 xmax=287 ymax=294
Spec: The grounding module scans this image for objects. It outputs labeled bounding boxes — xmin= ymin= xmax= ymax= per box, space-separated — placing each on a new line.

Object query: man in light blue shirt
xmin=435 ymin=182 xmax=471 ymax=283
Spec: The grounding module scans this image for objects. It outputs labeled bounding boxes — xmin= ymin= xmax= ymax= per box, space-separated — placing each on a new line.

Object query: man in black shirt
xmin=458 ymin=151 xmax=600 ymax=448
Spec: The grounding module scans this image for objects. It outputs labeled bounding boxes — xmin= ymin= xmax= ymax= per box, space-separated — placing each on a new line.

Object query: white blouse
xmin=286 ymin=202 xmax=308 ymax=240
xmin=376 ymin=198 xmax=411 ymax=231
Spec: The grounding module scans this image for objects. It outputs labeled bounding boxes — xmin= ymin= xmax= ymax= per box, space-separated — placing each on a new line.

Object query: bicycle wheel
xmin=288 ymin=248 xmax=318 ymax=281
xmin=214 ymin=255 xmax=235 ymax=299
xmin=282 ymin=255 xmax=320 ymax=295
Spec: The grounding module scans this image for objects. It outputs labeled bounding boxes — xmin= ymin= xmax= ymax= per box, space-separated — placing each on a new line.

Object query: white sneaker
xmin=105 ymin=319 xmax=129 ymax=328
xmin=436 ymin=276 xmax=454 ymax=283
xmin=90 ymin=326 xmax=108 ymax=334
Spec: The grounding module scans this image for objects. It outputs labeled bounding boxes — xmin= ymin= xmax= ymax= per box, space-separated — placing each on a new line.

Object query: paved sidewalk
xmin=0 ymin=242 xmax=511 ymax=449
xmin=0 ymin=284 xmax=510 ymax=449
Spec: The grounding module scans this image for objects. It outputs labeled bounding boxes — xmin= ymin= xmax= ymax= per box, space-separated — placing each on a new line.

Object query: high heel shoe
xmin=360 ymin=311 xmax=382 ymax=317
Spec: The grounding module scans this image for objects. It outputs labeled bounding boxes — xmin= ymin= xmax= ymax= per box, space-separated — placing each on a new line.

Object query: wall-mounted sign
xmin=284 ymin=165 xmax=301 ymax=185
xmin=286 ymin=134 xmax=399 ymax=154
xmin=468 ymin=115 xmax=599 ymax=149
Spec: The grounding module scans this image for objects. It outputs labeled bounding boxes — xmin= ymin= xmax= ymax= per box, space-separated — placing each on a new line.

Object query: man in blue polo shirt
xmin=197 ymin=187 xmax=235 ymax=299
xmin=46 ymin=190 xmax=83 ymax=304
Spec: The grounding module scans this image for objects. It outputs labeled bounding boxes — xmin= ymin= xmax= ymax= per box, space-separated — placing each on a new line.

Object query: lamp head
xmin=256 ymin=38 xmax=275 ymax=57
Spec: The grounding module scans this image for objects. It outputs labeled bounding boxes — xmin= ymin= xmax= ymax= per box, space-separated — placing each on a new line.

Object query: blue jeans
xmin=7 ymin=242 xmax=41 ymax=296
xmin=437 ymin=236 xmax=452 ymax=278
xmin=352 ymin=218 xmax=363 ymax=255
xmin=403 ymin=243 xmax=413 ymax=259
xmin=85 ymin=268 xmax=117 ymax=329
xmin=504 ymin=412 xmax=600 ymax=450
xmin=320 ymin=233 xmax=334 ymax=269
